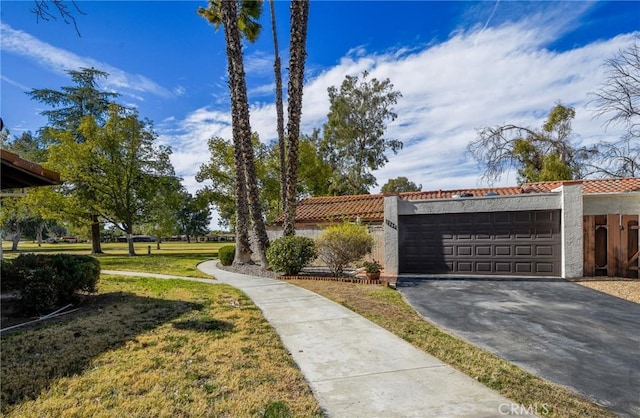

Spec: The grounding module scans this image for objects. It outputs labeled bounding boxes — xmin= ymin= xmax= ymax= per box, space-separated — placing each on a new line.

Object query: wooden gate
xmin=583 ymin=214 xmax=639 ymax=278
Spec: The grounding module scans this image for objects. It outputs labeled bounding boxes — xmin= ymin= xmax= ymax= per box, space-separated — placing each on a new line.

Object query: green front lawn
xmin=1 ymin=275 xmax=321 ymax=417
xmin=2 ymin=241 xmax=226 ymax=277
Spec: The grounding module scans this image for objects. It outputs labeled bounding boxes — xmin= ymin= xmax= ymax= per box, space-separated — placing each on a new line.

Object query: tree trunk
xmin=283 ymin=0 xmax=310 ymax=237
xmin=156 ymin=235 xmax=161 ymax=250
xmin=126 ymin=232 xmax=136 ymax=256
xmin=221 ymin=0 xmax=269 ymax=267
xmin=36 ymin=224 xmax=44 ymax=247
xmin=11 ymin=223 xmax=22 ymax=251
xmin=91 ymin=213 xmax=103 ymax=254
xmin=270 ymin=0 xmax=287 ymax=213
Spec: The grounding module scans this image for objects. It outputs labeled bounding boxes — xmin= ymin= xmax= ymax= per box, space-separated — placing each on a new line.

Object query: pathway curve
xmin=197 ymin=261 xmax=533 ymax=418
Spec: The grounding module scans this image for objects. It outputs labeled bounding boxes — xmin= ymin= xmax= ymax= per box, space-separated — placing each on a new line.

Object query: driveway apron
xmin=397 ymin=277 xmax=640 ymax=418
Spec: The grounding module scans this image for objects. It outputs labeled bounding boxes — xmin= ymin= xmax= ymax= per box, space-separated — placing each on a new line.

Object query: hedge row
xmin=1 ymin=254 xmax=100 ymax=314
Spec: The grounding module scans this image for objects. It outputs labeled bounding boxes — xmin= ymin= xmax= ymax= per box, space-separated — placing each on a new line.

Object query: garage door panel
xmin=515 ymin=246 xmax=532 ymax=256
xmin=399 ymin=210 xmax=561 ymax=276
xmin=476 ymin=246 xmax=492 ymax=256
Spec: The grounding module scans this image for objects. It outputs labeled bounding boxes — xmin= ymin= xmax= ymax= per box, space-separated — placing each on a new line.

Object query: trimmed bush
xmin=218 ymin=245 xmax=235 ymax=266
xmin=3 ymin=254 xmax=101 ymax=314
xmin=267 ymin=236 xmax=316 ymax=275
xmin=1 ymin=259 xmax=21 ymax=292
xmin=316 ymin=222 xmax=374 ymax=276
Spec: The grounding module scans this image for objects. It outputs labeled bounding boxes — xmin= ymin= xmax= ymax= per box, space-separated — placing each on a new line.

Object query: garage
xmin=398 ymin=210 xmax=561 ymax=276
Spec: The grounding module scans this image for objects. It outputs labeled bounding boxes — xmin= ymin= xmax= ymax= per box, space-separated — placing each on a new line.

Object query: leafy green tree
xmin=0 ymin=197 xmax=41 ymax=251
xmin=28 ymin=67 xmax=119 ymax=253
xmin=176 ymin=192 xmax=212 ymax=243
xmin=1 ymin=131 xmax=48 ymax=162
xmin=140 ymin=176 xmax=185 ymax=248
xmin=467 ymin=103 xmax=596 ymax=184
xmin=321 ymin=71 xmax=403 ymax=195
xmin=197 ymin=134 xmax=330 ymax=227
xmin=196 ymin=135 xmax=272 ymax=228
xmin=380 ymin=177 xmax=421 ymax=193
xmin=0 ymin=131 xmax=54 ymax=250
xmin=296 ymin=133 xmax=333 ymax=198
xmin=50 ymin=105 xmax=174 ymax=256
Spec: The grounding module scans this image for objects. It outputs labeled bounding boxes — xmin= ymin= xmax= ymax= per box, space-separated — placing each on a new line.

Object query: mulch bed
xmin=217 ymin=263 xmax=390 ymax=285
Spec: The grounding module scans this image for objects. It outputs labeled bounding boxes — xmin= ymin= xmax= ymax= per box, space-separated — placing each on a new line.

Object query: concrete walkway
xmin=197 ymin=261 xmax=533 ymax=418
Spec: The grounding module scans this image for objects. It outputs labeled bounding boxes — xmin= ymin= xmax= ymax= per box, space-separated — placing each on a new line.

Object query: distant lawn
xmin=1 ymin=241 xmax=228 ymax=278
xmin=1 ymin=275 xmax=321 ymax=417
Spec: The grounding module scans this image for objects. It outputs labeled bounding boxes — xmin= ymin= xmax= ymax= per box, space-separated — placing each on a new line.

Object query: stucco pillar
xmin=383 ymin=195 xmax=400 ymax=276
xmin=559 ymin=182 xmax=583 ymax=278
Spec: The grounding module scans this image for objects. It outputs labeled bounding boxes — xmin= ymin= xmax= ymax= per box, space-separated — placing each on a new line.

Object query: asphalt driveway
xmin=397 ymin=277 xmax=640 ymax=418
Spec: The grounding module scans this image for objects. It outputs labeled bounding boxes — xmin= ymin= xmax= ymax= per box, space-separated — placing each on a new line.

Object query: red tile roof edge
xmin=271 ymin=177 xmax=640 ymax=225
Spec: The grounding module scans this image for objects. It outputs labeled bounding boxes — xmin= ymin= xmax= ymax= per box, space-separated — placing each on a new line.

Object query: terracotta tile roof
xmin=272 ymin=177 xmax=640 ymax=225
xmin=399 ymin=186 xmax=523 ymax=200
xmin=1 ymin=149 xmax=61 ymax=190
xmin=523 ymin=177 xmax=640 ymax=194
xmin=273 ymin=194 xmax=384 ymax=225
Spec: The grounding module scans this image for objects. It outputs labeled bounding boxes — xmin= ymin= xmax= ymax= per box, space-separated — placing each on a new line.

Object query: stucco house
xmin=269 ymin=177 xmax=640 ymax=279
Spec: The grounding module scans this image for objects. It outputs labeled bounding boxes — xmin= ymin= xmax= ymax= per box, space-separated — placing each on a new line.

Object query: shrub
xmin=21 ymin=267 xmax=58 ymax=313
xmin=315 ymin=222 xmax=374 ymax=276
xmin=218 ymin=245 xmax=235 ymax=266
xmin=1 ymin=259 xmax=21 ymax=292
xmin=4 ymin=254 xmax=101 ymax=314
xmin=267 ymin=236 xmax=316 ymax=275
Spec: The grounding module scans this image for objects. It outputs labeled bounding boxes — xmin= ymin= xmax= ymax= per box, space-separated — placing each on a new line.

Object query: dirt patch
xmin=574 ymin=279 xmax=640 ymax=304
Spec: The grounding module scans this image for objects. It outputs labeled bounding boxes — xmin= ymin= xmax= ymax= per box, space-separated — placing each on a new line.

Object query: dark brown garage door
xmin=399 ymin=210 xmax=561 ymax=276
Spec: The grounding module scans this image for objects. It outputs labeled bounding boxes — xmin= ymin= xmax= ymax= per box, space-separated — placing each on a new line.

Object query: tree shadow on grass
xmin=0 ymin=291 xmax=202 ymax=410
xmin=173 ymin=318 xmax=234 ymax=333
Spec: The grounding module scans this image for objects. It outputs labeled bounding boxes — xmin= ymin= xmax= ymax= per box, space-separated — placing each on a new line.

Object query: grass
xmin=2 ymin=241 xmax=226 ymax=277
xmin=289 ymin=280 xmax=615 ymax=418
xmin=1 ymin=242 xmax=618 ymax=417
xmin=1 ymin=275 xmax=321 ymax=417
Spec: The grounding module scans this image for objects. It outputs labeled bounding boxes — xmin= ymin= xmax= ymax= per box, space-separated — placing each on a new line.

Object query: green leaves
xmin=321 ymin=71 xmax=403 ymax=195
xmin=468 ymin=103 xmax=596 ymax=184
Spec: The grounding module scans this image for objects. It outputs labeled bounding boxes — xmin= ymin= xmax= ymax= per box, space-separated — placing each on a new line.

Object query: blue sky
xmin=2 ymin=1 xmax=639 ymax=212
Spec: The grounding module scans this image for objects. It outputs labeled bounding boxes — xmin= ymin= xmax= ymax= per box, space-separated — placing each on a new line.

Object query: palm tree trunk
xmin=283 ymin=0 xmax=310 ymax=237
xmin=221 ymin=0 xmax=269 ymax=266
xmin=270 ymin=0 xmax=287 ymax=213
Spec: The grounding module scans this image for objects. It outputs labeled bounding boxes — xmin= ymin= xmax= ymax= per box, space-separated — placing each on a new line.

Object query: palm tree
xmin=269 ymin=0 xmax=287 ymax=213
xmin=199 ymin=0 xmax=270 ymax=266
xmin=282 ymin=0 xmax=310 ymax=236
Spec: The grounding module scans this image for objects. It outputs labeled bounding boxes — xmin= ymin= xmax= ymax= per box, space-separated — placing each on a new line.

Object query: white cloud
xmin=0 ymin=22 xmax=173 ymax=99
xmin=163 ymin=20 xmax=638 ymax=203
xmin=1 ymin=75 xmax=30 ymax=91
xmin=244 ymin=50 xmax=275 ymax=75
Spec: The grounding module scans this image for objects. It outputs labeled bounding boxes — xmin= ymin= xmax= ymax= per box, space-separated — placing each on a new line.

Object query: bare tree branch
xmin=31 ymin=0 xmax=85 ymax=37
xmin=589 ymin=40 xmax=640 ymax=135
